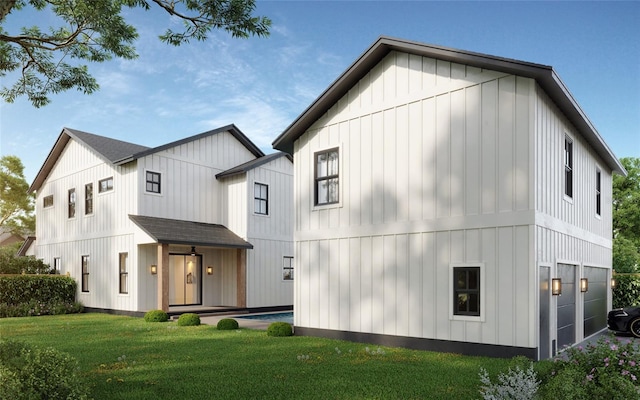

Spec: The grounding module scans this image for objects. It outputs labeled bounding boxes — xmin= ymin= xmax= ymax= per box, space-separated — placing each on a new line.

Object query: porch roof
xmin=129 ymin=215 xmax=253 ymax=249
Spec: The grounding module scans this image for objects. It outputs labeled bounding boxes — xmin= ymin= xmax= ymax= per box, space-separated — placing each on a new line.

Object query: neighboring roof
xmin=0 ymin=230 xmax=24 ymax=247
xmin=16 ymin=236 xmax=36 ymax=257
xmin=30 ymin=124 xmax=265 ymax=192
xmin=273 ymin=36 xmax=626 ymax=176
xmin=129 ymin=215 xmax=253 ymax=249
xmin=215 ymin=152 xmax=293 ymax=179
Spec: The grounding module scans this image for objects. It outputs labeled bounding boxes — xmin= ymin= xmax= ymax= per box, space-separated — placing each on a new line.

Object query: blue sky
xmin=1 ymin=1 xmax=638 ymax=183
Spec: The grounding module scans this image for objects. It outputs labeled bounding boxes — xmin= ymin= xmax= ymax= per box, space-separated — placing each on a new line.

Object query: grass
xmin=0 ymin=313 xmax=513 ymax=399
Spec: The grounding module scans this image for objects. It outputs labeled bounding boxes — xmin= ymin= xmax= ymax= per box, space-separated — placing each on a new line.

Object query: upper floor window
xmin=81 ymin=255 xmax=89 ymax=292
xmin=453 ymin=266 xmax=480 ymax=317
xmin=595 ymin=169 xmax=602 ymax=216
xmin=315 ymin=148 xmax=339 ymax=206
xmin=283 ymin=256 xmax=294 ymax=281
xmin=85 ymin=183 xmax=93 ymax=215
xmin=99 ymin=177 xmax=113 ymax=193
xmin=564 ymin=136 xmax=573 ymax=198
xmin=68 ymin=188 xmax=76 ymax=218
xmin=254 ymin=183 xmax=268 ymax=215
xmin=43 ymin=195 xmax=53 ymax=208
xmin=146 ymin=171 xmax=161 ymax=194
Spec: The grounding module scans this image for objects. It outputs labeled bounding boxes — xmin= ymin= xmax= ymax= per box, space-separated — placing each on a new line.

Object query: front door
xmin=169 ymin=254 xmax=202 ymax=306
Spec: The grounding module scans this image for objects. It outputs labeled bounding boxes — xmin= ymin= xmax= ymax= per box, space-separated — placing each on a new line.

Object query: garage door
xmin=583 ymin=266 xmax=608 ymax=337
xmin=557 ymin=264 xmax=576 ymax=349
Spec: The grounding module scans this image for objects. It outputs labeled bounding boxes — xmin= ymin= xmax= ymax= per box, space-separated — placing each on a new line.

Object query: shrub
xmin=612 ymin=273 xmax=640 ymax=308
xmin=177 ymin=313 xmax=200 ymax=326
xmin=144 ymin=309 xmax=168 ymax=322
xmin=479 ymin=362 xmax=539 ymax=400
xmin=0 ymin=300 xmax=83 ymax=318
xmin=0 ymin=340 xmax=89 ymax=399
xmin=0 ymin=275 xmax=76 ymax=305
xmin=537 ymin=335 xmax=640 ymax=399
xmin=267 ymin=322 xmax=293 ymax=337
xmin=0 ymin=243 xmax=51 ymax=274
xmin=216 ymin=318 xmax=239 ymax=330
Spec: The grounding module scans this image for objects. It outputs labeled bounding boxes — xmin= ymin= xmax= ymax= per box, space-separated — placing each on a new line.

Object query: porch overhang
xmin=129 ymin=215 xmax=253 ymax=249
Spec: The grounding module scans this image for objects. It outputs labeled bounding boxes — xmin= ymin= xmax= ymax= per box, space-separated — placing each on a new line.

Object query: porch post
xmin=157 ymin=243 xmax=169 ymax=311
xmin=237 ymin=249 xmax=246 ymax=308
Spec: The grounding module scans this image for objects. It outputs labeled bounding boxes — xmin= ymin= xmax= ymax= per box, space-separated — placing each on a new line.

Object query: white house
xmin=30 ymin=124 xmax=293 ymax=314
xmin=273 ymin=36 xmax=626 ymax=360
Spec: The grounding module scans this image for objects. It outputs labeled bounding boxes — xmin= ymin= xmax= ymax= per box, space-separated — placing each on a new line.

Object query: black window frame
xmin=254 ymin=182 xmax=269 ymax=215
xmin=119 ymin=252 xmax=128 ymax=294
xmin=85 ymin=183 xmax=93 ymax=215
xmin=595 ymin=168 xmax=601 ymax=216
xmin=564 ymin=137 xmax=573 ymax=198
xmin=68 ymin=188 xmax=76 ymax=218
xmin=43 ymin=195 xmax=53 ymax=208
xmin=453 ymin=266 xmax=480 ymax=317
xmin=283 ymin=256 xmax=294 ymax=281
xmin=146 ymin=171 xmax=161 ymax=194
xmin=314 ymin=148 xmax=339 ymax=206
xmin=99 ymin=177 xmax=113 ymax=193
xmin=53 ymin=257 xmax=61 ymax=274
xmin=81 ymin=255 xmax=89 ymax=292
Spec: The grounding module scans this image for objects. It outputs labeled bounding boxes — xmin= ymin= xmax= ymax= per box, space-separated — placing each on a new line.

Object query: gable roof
xmin=30 ymin=124 xmax=265 ymax=193
xmin=273 ymin=36 xmax=626 ymax=176
xmin=215 ymin=152 xmax=292 ymax=180
xmin=129 ymin=215 xmax=253 ymax=249
xmin=16 ymin=236 xmax=36 ymax=257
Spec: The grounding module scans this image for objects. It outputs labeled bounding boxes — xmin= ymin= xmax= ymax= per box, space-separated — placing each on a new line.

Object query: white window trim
xmin=449 ymin=263 xmax=485 ymax=322
xmin=144 ymin=169 xmax=163 ymax=196
xmin=98 ymin=176 xmax=114 ymax=195
xmin=563 ymin=134 xmax=574 ymax=203
xmin=312 ymin=143 xmax=343 ymax=211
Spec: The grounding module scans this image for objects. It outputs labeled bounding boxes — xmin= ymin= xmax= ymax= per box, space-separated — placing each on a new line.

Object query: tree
xmin=0 ymin=155 xmax=34 ymax=236
xmin=612 ymin=157 xmax=640 ymax=273
xmin=0 ymin=0 xmax=271 ymax=107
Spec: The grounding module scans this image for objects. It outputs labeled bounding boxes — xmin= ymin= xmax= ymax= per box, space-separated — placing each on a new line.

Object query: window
xmin=146 ymin=171 xmax=161 ymax=194
xmin=254 ymin=183 xmax=268 ymax=215
xmin=453 ymin=267 xmax=480 ymax=316
xmin=564 ymin=137 xmax=573 ymax=198
xmin=53 ymin=257 xmax=61 ymax=274
xmin=283 ymin=256 xmax=294 ymax=280
xmin=81 ymin=255 xmax=89 ymax=292
xmin=68 ymin=188 xmax=76 ymax=218
xmin=43 ymin=195 xmax=53 ymax=208
xmin=119 ymin=252 xmax=128 ymax=294
xmin=85 ymin=183 xmax=93 ymax=215
xmin=314 ymin=148 xmax=339 ymax=205
xmin=99 ymin=177 xmax=113 ymax=193
xmin=595 ymin=169 xmax=601 ymax=216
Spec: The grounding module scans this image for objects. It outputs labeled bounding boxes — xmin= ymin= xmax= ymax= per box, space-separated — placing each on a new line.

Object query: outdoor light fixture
xmin=552 ymin=278 xmax=562 ymax=296
xmin=611 ymin=278 xmax=616 ymax=289
xmin=580 ymin=278 xmax=589 ymax=293
xmin=207 ymin=266 xmax=213 ymax=275
xmin=190 ymin=246 xmax=196 ymax=256
xmin=150 ymin=265 xmax=157 ymax=275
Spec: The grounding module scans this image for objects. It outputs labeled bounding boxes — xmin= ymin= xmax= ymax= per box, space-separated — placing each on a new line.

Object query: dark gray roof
xmin=129 ymin=215 xmax=253 ymax=249
xmin=216 ymin=152 xmax=292 ymax=179
xmin=65 ymin=128 xmax=151 ymax=163
xmin=273 ymin=36 xmax=625 ymax=176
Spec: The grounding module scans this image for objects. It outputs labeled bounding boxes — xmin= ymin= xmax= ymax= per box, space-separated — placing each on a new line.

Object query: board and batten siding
xmin=137 ymin=131 xmax=257 ymax=223
xmin=293 ymin=50 xmax=537 ymax=347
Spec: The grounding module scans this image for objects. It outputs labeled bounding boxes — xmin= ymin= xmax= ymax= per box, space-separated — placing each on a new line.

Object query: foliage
xmin=537 ymin=335 xmax=640 ymax=399
xmin=0 ymin=0 xmax=271 ymax=107
xmin=216 ymin=317 xmax=239 ymax=330
xmin=0 ymin=313 xmax=512 ymax=399
xmin=0 ymin=299 xmax=83 ymax=318
xmin=0 ymin=274 xmax=81 ymax=317
xmin=143 ymin=309 xmax=168 ymax=322
xmin=266 ymin=321 xmax=293 ymax=337
xmin=0 ymin=155 xmax=34 ymax=235
xmin=0 ymin=242 xmax=50 ymax=274
xmin=0 ymin=340 xmax=89 ymax=399
xmin=613 ymin=157 xmax=640 ymax=273
xmin=478 ymin=362 xmax=539 ymax=400
xmin=612 ymin=273 xmax=640 ymax=308
xmin=176 ymin=312 xmax=200 ymax=326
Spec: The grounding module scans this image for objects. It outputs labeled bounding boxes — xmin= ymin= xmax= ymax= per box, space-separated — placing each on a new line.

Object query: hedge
xmin=612 ymin=273 xmax=640 ymax=309
xmin=0 ymin=275 xmax=77 ymax=305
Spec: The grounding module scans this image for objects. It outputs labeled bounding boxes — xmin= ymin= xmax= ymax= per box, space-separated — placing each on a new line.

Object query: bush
xmin=0 ymin=275 xmax=81 ymax=318
xmin=267 ymin=322 xmax=293 ymax=337
xmin=0 ymin=243 xmax=51 ymax=274
xmin=216 ymin=318 xmax=239 ymax=330
xmin=0 ymin=340 xmax=89 ymax=399
xmin=0 ymin=300 xmax=83 ymax=318
xmin=177 ymin=313 xmax=200 ymax=326
xmin=479 ymin=360 xmax=539 ymax=400
xmin=144 ymin=309 xmax=168 ymax=323
xmin=612 ymin=273 xmax=640 ymax=308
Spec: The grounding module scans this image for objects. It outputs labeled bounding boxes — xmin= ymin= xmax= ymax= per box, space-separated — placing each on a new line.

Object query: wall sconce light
xmin=190 ymin=246 xmax=196 ymax=256
xmin=150 ymin=265 xmax=157 ymax=275
xmin=207 ymin=266 xmax=213 ymax=275
xmin=552 ymin=278 xmax=562 ymax=296
xmin=580 ymin=278 xmax=589 ymax=293
xmin=611 ymin=278 xmax=616 ymax=289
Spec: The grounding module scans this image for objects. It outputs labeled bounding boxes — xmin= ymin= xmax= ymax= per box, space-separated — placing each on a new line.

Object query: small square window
xmin=146 ymin=171 xmax=161 ymax=194
xmin=43 ymin=195 xmax=53 ymax=208
xmin=99 ymin=177 xmax=113 ymax=193
xmin=283 ymin=256 xmax=294 ymax=281
xmin=453 ymin=267 xmax=480 ymax=316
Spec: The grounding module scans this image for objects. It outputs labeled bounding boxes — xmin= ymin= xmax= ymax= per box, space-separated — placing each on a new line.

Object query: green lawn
xmin=0 ymin=313 xmax=512 ymax=399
